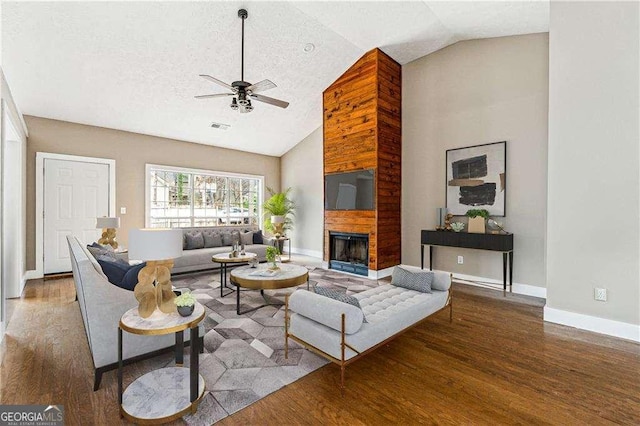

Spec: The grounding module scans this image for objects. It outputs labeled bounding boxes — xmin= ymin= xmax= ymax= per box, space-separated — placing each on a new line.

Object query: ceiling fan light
xmin=196 ymin=8 xmax=289 ymax=117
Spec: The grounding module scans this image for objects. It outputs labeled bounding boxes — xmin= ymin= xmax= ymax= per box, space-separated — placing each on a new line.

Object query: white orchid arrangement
xmin=174 ymin=292 xmax=196 ymax=307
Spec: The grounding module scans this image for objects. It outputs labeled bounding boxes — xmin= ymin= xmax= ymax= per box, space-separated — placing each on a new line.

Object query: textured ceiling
xmin=1 ymin=1 xmax=549 ymax=156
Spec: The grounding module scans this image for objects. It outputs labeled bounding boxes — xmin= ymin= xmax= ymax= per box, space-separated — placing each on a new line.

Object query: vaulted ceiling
xmin=1 ymin=1 xmax=548 ymax=156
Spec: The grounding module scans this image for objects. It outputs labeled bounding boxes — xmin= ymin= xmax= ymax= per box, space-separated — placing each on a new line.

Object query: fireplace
xmin=329 ymin=232 xmax=369 ymax=276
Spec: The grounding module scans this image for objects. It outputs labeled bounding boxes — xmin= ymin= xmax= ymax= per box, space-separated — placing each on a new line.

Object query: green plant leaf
xmin=263 ymin=187 xmax=296 ymax=233
xmin=465 ymin=209 xmax=489 ymax=219
xmin=265 ymin=245 xmax=280 ymax=262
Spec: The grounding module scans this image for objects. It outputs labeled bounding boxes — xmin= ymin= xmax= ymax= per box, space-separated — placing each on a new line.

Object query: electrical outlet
xmin=120 ymin=207 xmax=127 ymax=214
xmin=457 ymin=256 xmax=464 ymax=265
xmin=594 ymin=287 xmax=607 ymax=302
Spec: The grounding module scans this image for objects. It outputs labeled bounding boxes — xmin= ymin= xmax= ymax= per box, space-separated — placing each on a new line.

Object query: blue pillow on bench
xmin=97 ymin=255 xmax=146 ymax=291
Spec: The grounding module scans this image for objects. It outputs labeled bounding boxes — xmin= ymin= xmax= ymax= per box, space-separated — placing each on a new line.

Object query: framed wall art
xmin=445 ymin=141 xmax=506 ymax=216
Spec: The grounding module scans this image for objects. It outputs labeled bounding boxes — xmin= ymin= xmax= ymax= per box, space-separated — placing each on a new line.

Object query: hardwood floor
xmin=1 ymin=278 xmax=638 ymax=425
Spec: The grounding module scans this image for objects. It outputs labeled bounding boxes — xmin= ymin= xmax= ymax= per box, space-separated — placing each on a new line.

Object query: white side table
xmin=118 ymin=304 xmax=205 ymax=423
xmin=271 ymin=237 xmax=291 ymax=262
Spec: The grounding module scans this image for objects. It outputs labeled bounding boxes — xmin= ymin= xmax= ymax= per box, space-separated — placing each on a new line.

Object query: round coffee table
xmin=230 ymin=264 xmax=309 ymax=315
xmin=212 ymin=252 xmax=257 ymax=297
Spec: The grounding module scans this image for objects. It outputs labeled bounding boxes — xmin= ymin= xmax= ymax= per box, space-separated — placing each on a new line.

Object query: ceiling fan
xmin=195 ymin=9 xmax=289 ymax=113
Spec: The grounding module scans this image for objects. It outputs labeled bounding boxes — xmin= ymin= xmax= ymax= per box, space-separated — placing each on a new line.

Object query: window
xmin=146 ymin=164 xmax=263 ymax=228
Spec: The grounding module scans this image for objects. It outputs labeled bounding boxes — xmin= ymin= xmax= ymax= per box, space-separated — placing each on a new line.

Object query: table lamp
xmin=96 ymin=217 xmax=121 ymax=249
xmin=129 ymin=229 xmax=183 ymax=318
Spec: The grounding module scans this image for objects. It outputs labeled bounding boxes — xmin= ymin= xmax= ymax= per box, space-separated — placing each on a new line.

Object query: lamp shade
xmin=128 ymin=229 xmax=183 ymax=261
xmin=96 ymin=217 xmax=120 ymax=229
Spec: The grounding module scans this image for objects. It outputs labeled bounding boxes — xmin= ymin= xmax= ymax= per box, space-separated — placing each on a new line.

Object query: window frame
xmin=145 ymin=163 xmax=264 ymax=228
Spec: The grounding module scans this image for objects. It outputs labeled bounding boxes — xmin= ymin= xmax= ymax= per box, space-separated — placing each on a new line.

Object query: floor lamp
xmin=96 ymin=217 xmax=121 ymax=249
xmin=129 ymin=229 xmax=183 ymax=318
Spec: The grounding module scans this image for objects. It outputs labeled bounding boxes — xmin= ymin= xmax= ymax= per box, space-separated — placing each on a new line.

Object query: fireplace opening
xmin=329 ymin=232 xmax=369 ymax=276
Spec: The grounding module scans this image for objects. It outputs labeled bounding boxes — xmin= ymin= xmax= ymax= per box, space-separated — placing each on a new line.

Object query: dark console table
xmin=421 ymin=230 xmax=514 ymax=292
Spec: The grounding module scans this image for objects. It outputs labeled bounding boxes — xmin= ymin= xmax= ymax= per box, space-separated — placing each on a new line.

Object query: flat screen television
xmin=325 ymin=169 xmax=375 ymax=210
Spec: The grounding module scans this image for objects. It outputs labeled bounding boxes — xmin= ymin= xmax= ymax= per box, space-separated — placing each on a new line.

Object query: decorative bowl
xmin=451 ymin=222 xmax=465 ymax=232
xmin=177 ymin=305 xmax=195 ymax=317
xmin=487 ymin=219 xmax=505 ymax=233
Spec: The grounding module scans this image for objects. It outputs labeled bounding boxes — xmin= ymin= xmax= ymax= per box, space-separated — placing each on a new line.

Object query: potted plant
xmin=263 ymin=187 xmax=295 ymax=238
xmin=174 ymin=292 xmax=197 ymax=317
xmin=465 ymin=209 xmax=490 ymax=233
xmin=265 ymin=246 xmax=281 ymax=271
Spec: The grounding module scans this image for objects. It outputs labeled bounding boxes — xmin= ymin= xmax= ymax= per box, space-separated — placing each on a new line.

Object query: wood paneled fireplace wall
xmin=323 ymin=48 xmax=401 ymax=272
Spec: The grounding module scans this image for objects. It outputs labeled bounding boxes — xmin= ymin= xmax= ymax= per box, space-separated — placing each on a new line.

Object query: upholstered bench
xmin=285 ymin=267 xmax=452 ymax=393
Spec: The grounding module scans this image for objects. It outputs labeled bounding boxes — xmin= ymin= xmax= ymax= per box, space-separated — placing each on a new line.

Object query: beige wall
xmin=547 ymin=2 xmax=639 ymax=326
xmin=280 ymin=127 xmax=323 ymax=257
xmin=402 ymin=33 xmax=549 ymax=289
xmin=25 ymin=116 xmax=280 ymax=270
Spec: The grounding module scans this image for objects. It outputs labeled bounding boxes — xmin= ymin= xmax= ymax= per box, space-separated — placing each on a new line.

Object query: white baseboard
xmin=544 ymin=306 xmax=640 ymax=343
xmin=24 ymin=270 xmax=42 ymax=280
xmin=290 ymin=247 xmax=323 ymax=259
xmin=368 ymin=266 xmax=394 ymax=280
xmin=444 ymin=270 xmax=547 ymax=299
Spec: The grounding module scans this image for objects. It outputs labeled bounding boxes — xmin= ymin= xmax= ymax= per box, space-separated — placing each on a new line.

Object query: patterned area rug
xmin=171 ymin=266 xmax=381 ymax=424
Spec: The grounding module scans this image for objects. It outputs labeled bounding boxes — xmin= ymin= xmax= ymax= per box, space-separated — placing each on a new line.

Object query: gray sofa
xmin=285 ymin=267 xmax=452 ymax=392
xmin=67 ymin=236 xmax=200 ymax=391
xmin=172 ymin=226 xmax=271 ymax=274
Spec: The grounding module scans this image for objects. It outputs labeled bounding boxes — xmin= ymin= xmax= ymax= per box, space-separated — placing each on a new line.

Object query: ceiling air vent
xmin=210 ymin=122 xmax=231 ymax=130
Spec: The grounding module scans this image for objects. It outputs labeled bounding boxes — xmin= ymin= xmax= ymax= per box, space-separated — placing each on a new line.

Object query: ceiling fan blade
xmin=199 ymin=74 xmax=234 ymax=91
xmin=250 ymin=93 xmax=289 ymax=109
xmin=194 ymin=93 xmax=235 ymax=99
xmin=246 ymin=79 xmax=276 ymax=93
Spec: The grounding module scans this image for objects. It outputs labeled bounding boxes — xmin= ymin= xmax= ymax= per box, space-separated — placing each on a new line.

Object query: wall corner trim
xmin=543 ymin=306 xmax=640 ymax=343
xmin=24 ymin=270 xmax=42 ymax=281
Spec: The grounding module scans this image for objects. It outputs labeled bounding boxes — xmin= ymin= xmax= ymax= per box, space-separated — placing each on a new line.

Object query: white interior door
xmin=44 ymin=159 xmax=110 ymax=274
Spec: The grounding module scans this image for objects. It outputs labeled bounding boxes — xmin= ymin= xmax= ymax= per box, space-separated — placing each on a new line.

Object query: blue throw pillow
xmin=120 ymin=262 xmax=147 ymax=291
xmin=253 ymin=230 xmax=263 ymax=244
xmin=97 ymin=255 xmax=146 ymax=291
xmin=97 ymin=256 xmax=129 ymax=286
